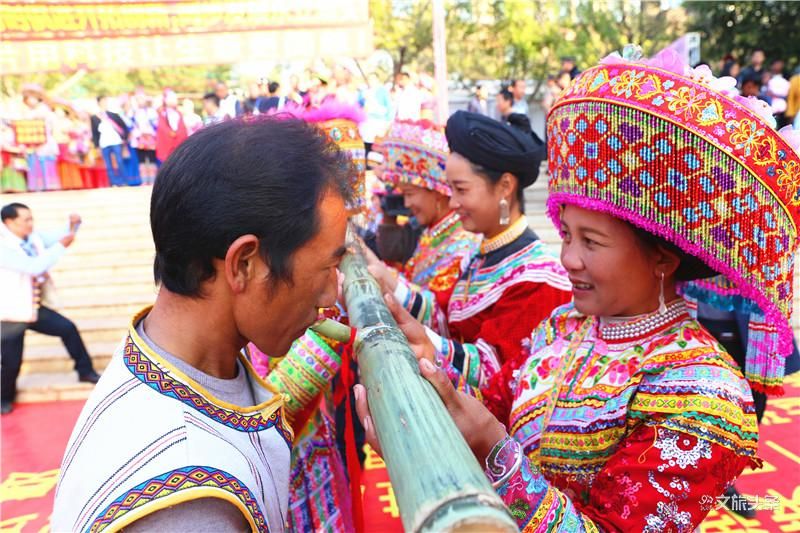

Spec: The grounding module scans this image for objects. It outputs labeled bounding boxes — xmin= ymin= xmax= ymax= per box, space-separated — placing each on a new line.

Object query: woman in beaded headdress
xmin=364 ymin=119 xmax=480 ymax=333
xmin=368 ymin=111 xmax=573 ymax=422
xmin=356 ymin=45 xmax=800 ymax=531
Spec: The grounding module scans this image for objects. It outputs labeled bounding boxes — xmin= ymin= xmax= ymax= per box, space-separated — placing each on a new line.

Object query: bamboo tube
xmin=310 ymin=318 xmax=353 ymax=343
xmin=340 ymin=247 xmax=518 ymax=533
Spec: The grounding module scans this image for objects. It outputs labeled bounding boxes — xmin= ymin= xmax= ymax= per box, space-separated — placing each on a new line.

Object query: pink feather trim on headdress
xmin=301 ymin=101 xmax=365 ymax=124
xmin=265 ymin=101 xmax=366 ymax=124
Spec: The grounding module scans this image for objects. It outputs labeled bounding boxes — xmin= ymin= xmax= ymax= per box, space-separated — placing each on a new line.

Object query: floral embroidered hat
xmin=275 ymin=102 xmax=367 ymax=214
xmin=547 ymin=45 xmax=800 ymax=394
xmin=381 ymin=119 xmax=451 ymax=196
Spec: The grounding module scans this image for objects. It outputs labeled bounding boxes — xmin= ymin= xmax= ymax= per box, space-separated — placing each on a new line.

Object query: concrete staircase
xmin=5 ymin=186 xmax=156 ymax=402
xmin=5 ymin=178 xmax=799 ymax=402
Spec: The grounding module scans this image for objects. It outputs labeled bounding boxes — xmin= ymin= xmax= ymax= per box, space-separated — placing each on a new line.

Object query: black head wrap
xmin=445 ymin=110 xmax=545 ymax=188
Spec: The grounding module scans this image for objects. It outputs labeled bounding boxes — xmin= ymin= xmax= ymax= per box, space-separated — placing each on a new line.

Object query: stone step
xmin=20 ymin=341 xmax=117 ymax=374
xmin=49 ymin=281 xmax=155 ymax=301
xmin=56 ymin=289 xmax=156 ymax=310
xmin=7 ymin=186 xmax=151 ymax=205
xmin=58 ymin=302 xmax=150 ymax=320
xmin=16 ymin=372 xmax=97 ymax=403
xmin=27 ymin=329 xmax=126 ymax=349
xmin=24 ymin=315 xmax=131 ymax=347
xmin=51 ymin=265 xmax=153 ymax=287
xmin=54 ymin=252 xmax=154 ymax=270
xmin=46 ymin=234 xmax=153 ymax=253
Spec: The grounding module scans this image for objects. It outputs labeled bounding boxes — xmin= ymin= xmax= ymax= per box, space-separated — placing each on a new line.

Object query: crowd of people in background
xmin=3 ymin=50 xmax=800 ymax=194
xmin=0 ymin=65 xmax=438 ymax=193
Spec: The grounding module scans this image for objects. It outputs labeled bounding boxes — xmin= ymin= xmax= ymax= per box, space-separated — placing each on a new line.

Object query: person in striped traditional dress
xmin=364 ymin=119 xmax=480 ymax=335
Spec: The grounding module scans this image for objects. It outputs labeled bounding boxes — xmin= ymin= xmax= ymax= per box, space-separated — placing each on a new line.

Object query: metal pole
xmin=432 ymin=0 xmax=449 ymax=123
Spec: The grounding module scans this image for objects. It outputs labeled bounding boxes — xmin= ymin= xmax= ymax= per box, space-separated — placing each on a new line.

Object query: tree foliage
xmin=370 ymin=0 xmax=687 ymax=91
xmin=2 ymin=64 xmax=231 ymax=98
xmin=684 ymin=1 xmax=800 ymax=69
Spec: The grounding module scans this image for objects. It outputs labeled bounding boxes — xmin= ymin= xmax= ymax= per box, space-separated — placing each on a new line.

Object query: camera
xmin=380 ymin=193 xmax=410 ymax=217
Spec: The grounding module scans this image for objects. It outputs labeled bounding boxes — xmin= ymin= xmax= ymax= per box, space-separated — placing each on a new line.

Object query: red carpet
xmin=3 ymin=375 xmax=800 ymax=532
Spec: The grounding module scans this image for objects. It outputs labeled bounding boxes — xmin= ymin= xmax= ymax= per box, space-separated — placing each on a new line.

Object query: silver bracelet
xmin=484 ymin=434 xmax=523 ymax=489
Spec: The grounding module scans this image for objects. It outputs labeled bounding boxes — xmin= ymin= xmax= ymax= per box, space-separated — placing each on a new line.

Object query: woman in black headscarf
xmin=366 ymin=110 xmax=572 ymax=423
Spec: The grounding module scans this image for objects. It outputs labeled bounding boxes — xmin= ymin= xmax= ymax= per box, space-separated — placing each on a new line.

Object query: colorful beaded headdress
xmin=277 ymin=102 xmax=367 ymax=214
xmin=381 ymin=119 xmax=451 ymax=196
xmin=547 ymin=45 xmax=800 ymax=394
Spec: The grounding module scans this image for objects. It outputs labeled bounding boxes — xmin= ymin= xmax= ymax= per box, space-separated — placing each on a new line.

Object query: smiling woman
xmin=358 ymin=44 xmax=800 ymax=532
xmin=368 ymin=111 xmax=573 ymax=425
xmin=367 ymin=119 xmax=479 ymax=331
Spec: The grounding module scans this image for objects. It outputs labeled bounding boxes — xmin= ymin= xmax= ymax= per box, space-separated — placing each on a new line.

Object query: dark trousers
xmin=1 ymin=306 xmax=95 ymax=403
xmin=101 ymin=144 xmax=126 ymax=186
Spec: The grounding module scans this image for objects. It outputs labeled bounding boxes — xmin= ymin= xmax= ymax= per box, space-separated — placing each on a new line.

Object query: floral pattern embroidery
xmin=643 ymin=501 xmax=693 ymax=533
xmin=665 ymin=86 xmax=707 ymax=120
xmin=611 ymin=69 xmax=646 ymax=98
xmin=493 ymin=305 xmax=758 ymax=532
xmin=726 ymin=119 xmax=765 ymax=156
xmin=654 ymin=429 xmax=712 ymax=470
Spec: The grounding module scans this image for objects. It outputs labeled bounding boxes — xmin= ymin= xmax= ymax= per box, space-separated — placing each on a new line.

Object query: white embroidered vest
xmin=52 ymin=313 xmax=293 ymax=532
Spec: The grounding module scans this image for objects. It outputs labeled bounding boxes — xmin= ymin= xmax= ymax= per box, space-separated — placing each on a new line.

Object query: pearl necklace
xmin=599 ymin=299 xmax=688 ymax=343
xmin=480 ymin=216 xmax=528 ymax=255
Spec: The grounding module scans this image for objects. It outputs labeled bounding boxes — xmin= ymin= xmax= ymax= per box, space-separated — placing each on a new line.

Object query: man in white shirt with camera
xmin=0 ymin=202 xmax=100 ymax=415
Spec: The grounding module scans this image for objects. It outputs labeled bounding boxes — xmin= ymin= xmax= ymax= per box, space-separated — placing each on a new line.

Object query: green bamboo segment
xmin=309 ymin=318 xmax=353 ymax=343
xmin=340 ymin=247 xmax=518 ymax=533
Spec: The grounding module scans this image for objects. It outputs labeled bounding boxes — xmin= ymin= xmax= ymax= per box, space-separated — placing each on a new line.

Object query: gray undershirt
xmin=124 ymin=320 xmax=254 ymax=532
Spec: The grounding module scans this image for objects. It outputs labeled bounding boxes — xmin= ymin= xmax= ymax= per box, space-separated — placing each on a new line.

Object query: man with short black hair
xmin=202 ymin=92 xmax=224 ymax=125
xmin=1 ymin=203 xmax=99 ymax=415
xmin=495 ymin=87 xmax=515 ymax=120
xmin=90 ymin=95 xmax=130 ymax=186
xmin=260 ymin=81 xmax=282 ymax=112
xmin=739 ymin=49 xmax=766 ymax=88
xmin=53 ymin=117 xmax=354 ymax=532
xmin=510 ymin=79 xmax=528 ymax=115
xmin=560 ymin=56 xmax=580 ymax=80
xmin=467 ymin=84 xmax=489 ymax=116
xmin=394 ymin=71 xmax=423 ymax=120
xmin=741 ymin=72 xmax=767 ymax=100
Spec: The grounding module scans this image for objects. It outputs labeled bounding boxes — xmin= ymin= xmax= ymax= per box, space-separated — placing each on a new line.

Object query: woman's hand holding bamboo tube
xmin=383 ymin=292 xmax=435 ymax=362
xmin=354 ymin=356 xmax=508 ymax=464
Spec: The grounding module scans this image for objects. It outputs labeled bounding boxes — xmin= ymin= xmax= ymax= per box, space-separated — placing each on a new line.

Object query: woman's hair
xmin=630 ymin=224 xmax=716 ymax=281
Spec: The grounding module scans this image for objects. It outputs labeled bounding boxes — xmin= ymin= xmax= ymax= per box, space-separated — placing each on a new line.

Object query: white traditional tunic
xmin=52 ymin=311 xmax=293 ymax=532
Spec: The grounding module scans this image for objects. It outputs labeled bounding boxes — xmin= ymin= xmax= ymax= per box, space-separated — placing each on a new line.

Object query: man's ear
xmin=224 ymin=235 xmax=264 ymax=293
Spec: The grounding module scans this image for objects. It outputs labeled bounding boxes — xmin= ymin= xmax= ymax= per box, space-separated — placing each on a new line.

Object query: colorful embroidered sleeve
xmin=494 ymin=423 xmax=754 ymax=532
xmin=493 ymin=358 xmax=759 ymax=532
xmin=264 ymin=330 xmax=342 ymax=430
xmin=393 ymin=275 xmax=453 ymax=335
xmin=428 ymin=283 xmax=572 ymax=405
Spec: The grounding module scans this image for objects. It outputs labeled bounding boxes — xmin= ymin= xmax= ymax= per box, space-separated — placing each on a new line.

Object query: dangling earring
xmin=499 ymin=198 xmax=510 ymax=226
xmin=658 ymin=271 xmax=667 ymax=315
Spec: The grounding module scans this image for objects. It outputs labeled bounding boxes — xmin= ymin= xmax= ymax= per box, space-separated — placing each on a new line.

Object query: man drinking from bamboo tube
xmin=52 ymin=117 xmax=353 ymax=533
xmin=246 ymin=102 xmax=368 ymax=531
